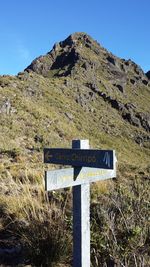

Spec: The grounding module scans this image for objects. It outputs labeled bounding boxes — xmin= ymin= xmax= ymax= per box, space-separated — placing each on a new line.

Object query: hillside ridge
xmin=25 ymin=32 xmax=149 ymax=82
xmin=22 ymin=32 xmax=150 ymax=134
xmin=0 ymin=32 xmax=150 ymax=159
xmin=0 ymin=32 xmax=150 ymax=266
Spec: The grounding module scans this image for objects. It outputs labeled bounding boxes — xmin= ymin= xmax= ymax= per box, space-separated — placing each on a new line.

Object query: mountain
xmin=0 ymin=32 xmax=150 ymax=266
xmin=25 ymin=32 xmax=150 ymax=132
xmin=1 ymin=32 xmax=150 ymax=168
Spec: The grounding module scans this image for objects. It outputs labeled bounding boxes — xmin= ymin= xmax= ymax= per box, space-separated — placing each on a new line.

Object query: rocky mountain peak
xmin=24 ymin=33 xmax=149 ymax=89
xmin=58 ymin=32 xmax=95 ymax=48
xmin=24 ymin=32 xmax=104 ymax=77
xmin=23 ymin=32 xmax=150 ymax=134
xmin=0 ymin=33 xmax=150 ymax=205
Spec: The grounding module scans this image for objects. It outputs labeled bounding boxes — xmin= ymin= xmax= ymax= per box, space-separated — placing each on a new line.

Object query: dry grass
xmin=0 ymin=172 xmax=72 ymax=266
xmin=0 ymin=48 xmax=150 ymax=266
xmin=91 ymin=172 xmax=150 ymax=267
xmin=0 ymin=164 xmax=149 ymax=266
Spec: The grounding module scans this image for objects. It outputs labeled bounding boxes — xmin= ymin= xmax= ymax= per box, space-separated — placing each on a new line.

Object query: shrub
xmin=91 ymin=175 xmax=150 ymax=266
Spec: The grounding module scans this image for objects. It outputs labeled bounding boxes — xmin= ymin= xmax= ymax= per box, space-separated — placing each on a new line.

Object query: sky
xmin=0 ymin=0 xmax=149 ymax=75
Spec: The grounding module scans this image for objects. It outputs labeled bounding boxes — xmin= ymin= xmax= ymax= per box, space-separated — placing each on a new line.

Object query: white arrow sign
xmin=45 ymin=167 xmax=116 ymax=191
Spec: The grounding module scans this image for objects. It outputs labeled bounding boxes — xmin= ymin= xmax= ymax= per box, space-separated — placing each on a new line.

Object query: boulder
xmin=136 ymin=113 xmax=150 ymax=132
xmin=0 ymin=99 xmax=11 ymax=115
xmin=122 ymin=112 xmax=141 ymax=127
xmin=130 ymin=79 xmax=136 ymax=85
xmin=113 ymin=83 xmax=125 ymax=93
xmin=142 ymin=79 xmax=148 ymax=86
xmin=106 ymin=56 xmax=116 ymax=65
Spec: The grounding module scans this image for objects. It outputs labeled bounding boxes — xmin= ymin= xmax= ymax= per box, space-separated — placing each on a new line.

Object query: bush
xmin=91 ymin=175 xmax=150 ymax=266
xmin=0 ymin=176 xmax=72 ymax=266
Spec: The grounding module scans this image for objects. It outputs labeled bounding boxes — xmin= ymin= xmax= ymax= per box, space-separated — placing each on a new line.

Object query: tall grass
xmin=0 ymin=173 xmax=72 ymax=266
xmin=0 ymin=166 xmax=149 ymax=266
xmin=91 ymin=174 xmax=150 ymax=266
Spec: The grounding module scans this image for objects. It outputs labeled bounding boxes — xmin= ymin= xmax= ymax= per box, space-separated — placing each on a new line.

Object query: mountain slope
xmin=0 ymin=32 xmax=150 ymax=266
xmin=0 ymin=32 xmax=150 ymax=171
xmin=25 ymin=32 xmax=150 ymax=135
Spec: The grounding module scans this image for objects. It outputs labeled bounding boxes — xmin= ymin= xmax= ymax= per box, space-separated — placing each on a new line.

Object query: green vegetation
xmin=91 ymin=173 xmax=150 ymax=266
xmin=0 ymin=32 xmax=150 ymax=266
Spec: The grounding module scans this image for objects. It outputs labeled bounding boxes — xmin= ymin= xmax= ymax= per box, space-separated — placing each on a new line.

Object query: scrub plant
xmin=91 ymin=173 xmax=150 ymax=267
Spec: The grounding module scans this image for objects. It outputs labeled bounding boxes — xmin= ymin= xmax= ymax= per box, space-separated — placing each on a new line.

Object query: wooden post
xmin=44 ymin=140 xmax=116 ymax=266
xmin=72 ymin=140 xmax=90 ymax=267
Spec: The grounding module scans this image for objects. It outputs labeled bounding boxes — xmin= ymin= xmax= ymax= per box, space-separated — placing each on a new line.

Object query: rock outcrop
xmin=23 ymin=32 xmax=150 ymax=133
xmin=0 ymin=32 xmax=150 ymax=267
xmin=25 ymin=33 xmax=149 ymax=88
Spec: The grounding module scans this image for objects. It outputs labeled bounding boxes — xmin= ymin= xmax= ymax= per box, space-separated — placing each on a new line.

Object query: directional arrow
xmin=45 ymin=151 xmax=53 ymax=162
xmin=44 ymin=148 xmax=114 ymax=169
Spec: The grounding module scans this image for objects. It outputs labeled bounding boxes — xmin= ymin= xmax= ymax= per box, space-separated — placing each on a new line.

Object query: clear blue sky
xmin=0 ymin=0 xmax=149 ymax=75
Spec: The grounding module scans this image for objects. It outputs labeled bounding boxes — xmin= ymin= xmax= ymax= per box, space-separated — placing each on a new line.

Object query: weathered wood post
xmin=44 ymin=140 xmax=116 ymax=267
xmin=72 ymin=140 xmax=90 ymax=267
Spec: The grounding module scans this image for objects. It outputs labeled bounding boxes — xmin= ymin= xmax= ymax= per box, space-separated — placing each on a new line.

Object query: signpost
xmin=44 ymin=148 xmax=114 ymax=169
xmin=45 ymin=167 xmax=116 ymax=191
xmin=44 ymin=140 xmax=116 ymax=267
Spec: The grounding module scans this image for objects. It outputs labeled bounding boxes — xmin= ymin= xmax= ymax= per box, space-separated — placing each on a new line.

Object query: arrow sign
xmin=44 ymin=148 xmax=114 ymax=169
xmin=45 ymin=151 xmax=53 ymax=161
xmin=44 ymin=140 xmax=117 ymax=267
xmin=45 ymin=167 xmax=116 ymax=191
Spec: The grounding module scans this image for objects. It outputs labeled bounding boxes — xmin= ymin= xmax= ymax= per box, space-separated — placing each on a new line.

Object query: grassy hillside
xmin=0 ymin=32 xmax=150 ymax=266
